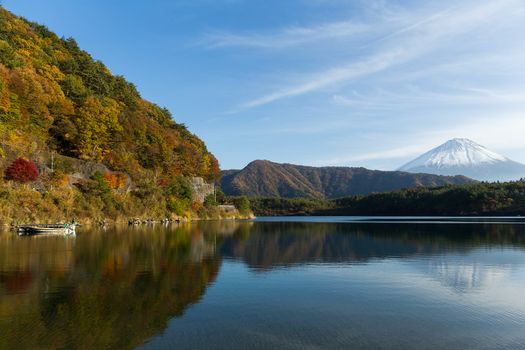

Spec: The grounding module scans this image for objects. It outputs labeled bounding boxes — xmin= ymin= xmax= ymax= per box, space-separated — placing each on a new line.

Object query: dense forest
xmin=250 ymin=181 xmax=525 ymax=216
xmin=249 ymin=197 xmax=334 ymax=216
xmin=0 ymin=6 xmax=218 ymax=179
xmin=0 ymin=6 xmax=234 ymax=223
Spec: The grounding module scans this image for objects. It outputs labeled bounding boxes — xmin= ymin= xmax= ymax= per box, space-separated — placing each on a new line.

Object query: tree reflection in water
xmin=221 ymin=222 xmax=525 ymax=269
xmin=1 ymin=220 xmax=524 ymax=349
xmin=0 ymin=224 xmax=223 ymax=349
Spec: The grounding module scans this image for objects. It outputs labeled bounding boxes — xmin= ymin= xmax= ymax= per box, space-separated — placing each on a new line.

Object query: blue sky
xmin=4 ymin=0 xmax=525 ymax=170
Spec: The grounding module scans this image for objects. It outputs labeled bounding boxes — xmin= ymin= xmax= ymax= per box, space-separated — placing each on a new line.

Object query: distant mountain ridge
xmin=399 ymin=138 xmax=525 ymax=181
xmin=221 ymin=160 xmax=474 ymax=198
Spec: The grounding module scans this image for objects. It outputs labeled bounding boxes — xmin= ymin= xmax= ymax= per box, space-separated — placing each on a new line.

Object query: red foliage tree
xmin=4 ymin=158 xmax=39 ymax=183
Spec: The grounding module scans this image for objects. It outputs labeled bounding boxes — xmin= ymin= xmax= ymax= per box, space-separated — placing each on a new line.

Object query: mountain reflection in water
xmin=221 ymin=222 xmax=525 ymax=267
xmin=1 ymin=220 xmax=525 ymax=349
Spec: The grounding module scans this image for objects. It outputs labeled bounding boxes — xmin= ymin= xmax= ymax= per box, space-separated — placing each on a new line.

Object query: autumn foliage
xmin=0 ymin=6 xmax=220 ymax=182
xmin=103 ymin=172 xmax=127 ymax=190
xmin=4 ymin=158 xmax=39 ymax=183
xmin=50 ymin=171 xmax=70 ymax=188
xmin=0 ymin=6 xmax=243 ymax=223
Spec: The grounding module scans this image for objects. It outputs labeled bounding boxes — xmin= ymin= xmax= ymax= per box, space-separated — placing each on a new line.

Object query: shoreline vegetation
xmin=0 ymin=170 xmax=254 ymax=226
xmin=249 ymin=181 xmax=525 ymax=217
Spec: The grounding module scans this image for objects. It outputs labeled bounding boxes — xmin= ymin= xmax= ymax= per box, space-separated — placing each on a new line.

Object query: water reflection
xmin=415 ymin=249 xmax=525 ymax=294
xmin=0 ymin=225 xmax=221 ymax=349
xmin=220 ymin=222 xmax=525 ymax=267
xmin=1 ymin=221 xmax=525 ymax=349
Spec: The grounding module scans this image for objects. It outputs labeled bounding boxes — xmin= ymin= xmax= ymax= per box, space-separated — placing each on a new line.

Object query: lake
xmin=1 ymin=218 xmax=525 ymax=349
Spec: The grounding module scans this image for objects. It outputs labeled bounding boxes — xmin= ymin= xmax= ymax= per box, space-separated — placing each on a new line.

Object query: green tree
xmin=204 ymin=194 xmax=217 ymax=208
xmin=167 ymin=176 xmax=193 ymax=201
xmin=60 ymin=74 xmax=88 ymax=102
xmin=232 ymin=196 xmax=251 ymax=215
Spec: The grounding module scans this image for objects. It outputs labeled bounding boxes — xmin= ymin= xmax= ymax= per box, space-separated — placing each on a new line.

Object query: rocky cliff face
xmin=190 ymin=177 xmax=214 ymax=203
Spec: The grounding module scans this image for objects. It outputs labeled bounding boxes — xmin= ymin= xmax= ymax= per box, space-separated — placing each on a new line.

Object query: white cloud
xmin=230 ymin=0 xmax=525 ymax=111
xmin=238 ymin=49 xmax=408 ymax=109
xmin=196 ymin=0 xmax=525 ymax=168
xmin=202 ymin=20 xmax=368 ymax=49
xmin=332 ymin=86 xmax=525 ymax=109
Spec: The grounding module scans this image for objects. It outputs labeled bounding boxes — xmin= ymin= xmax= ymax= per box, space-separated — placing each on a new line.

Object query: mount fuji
xmin=398 ymin=138 xmax=525 ymax=182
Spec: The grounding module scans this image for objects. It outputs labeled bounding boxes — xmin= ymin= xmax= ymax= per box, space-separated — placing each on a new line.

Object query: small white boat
xmin=17 ymin=223 xmax=76 ymax=236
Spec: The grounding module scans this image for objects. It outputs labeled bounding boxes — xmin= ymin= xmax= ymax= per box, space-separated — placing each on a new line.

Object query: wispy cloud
xmin=332 ymin=86 xmax=525 ymax=109
xmin=238 ymin=49 xmax=407 ymax=109
xmin=228 ymin=0 xmax=524 ymax=111
xmin=191 ymin=0 xmax=525 ymax=169
xmin=202 ymin=20 xmax=368 ymax=49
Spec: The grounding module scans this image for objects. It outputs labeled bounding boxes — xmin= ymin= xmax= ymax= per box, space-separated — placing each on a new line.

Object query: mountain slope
xmin=0 ymin=6 xmax=219 ymax=181
xmin=399 ymin=139 xmax=525 ymax=181
xmin=221 ymin=160 xmax=474 ymax=198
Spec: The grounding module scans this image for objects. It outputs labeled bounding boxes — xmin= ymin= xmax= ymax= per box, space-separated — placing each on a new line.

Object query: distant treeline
xmin=249 ymin=181 xmax=525 ymax=216
xmin=249 ymin=197 xmax=334 ymax=216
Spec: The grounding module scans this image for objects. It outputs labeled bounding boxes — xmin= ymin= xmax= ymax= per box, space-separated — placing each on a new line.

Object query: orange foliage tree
xmin=103 ymin=172 xmax=127 ymax=190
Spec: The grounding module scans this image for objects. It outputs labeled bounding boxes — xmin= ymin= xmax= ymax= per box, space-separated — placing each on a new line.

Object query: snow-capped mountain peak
xmin=398 ymin=138 xmax=525 ymax=181
xmin=401 ymin=138 xmax=508 ymax=169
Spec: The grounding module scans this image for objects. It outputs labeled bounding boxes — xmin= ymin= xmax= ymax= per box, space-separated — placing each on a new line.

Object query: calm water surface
xmin=1 ymin=218 xmax=525 ymax=349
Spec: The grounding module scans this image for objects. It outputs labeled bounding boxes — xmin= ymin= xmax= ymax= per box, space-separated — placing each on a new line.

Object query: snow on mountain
xmin=401 ymin=138 xmax=507 ymax=169
xmin=398 ymin=138 xmax=525 ymax=181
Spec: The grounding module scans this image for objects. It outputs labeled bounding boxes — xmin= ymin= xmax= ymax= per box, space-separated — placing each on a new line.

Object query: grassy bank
xmin=0 ymin=179 xmax=253 ymax=225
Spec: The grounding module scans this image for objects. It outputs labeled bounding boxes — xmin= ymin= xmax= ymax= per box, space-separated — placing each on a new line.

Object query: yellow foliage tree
xmin=74 ymin=96 xmax=123 ymax=161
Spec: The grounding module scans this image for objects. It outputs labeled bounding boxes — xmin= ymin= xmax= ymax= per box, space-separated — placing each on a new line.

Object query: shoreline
xmin=0 ymin=213 xmax=255 ymax=228
xmin=5 ymin=214 xmax=525 ymax=229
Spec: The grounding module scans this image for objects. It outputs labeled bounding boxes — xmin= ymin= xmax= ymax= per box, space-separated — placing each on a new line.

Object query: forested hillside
xmin=329 ymin=181 xmax=525 ymax=216
xmin=0 ymin=6 xmax=230 ymax=223
xmin=222 ymin=160 xmax=474 ymax=198
xmin=249 ymin=181 xmax=525 ymax=216
xmin=0 ymin=6 xmax=218 ymax=180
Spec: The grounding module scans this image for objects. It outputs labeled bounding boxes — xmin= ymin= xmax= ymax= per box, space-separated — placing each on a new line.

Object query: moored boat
xmin=17 ymin=223 xmax=76 ymax=236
